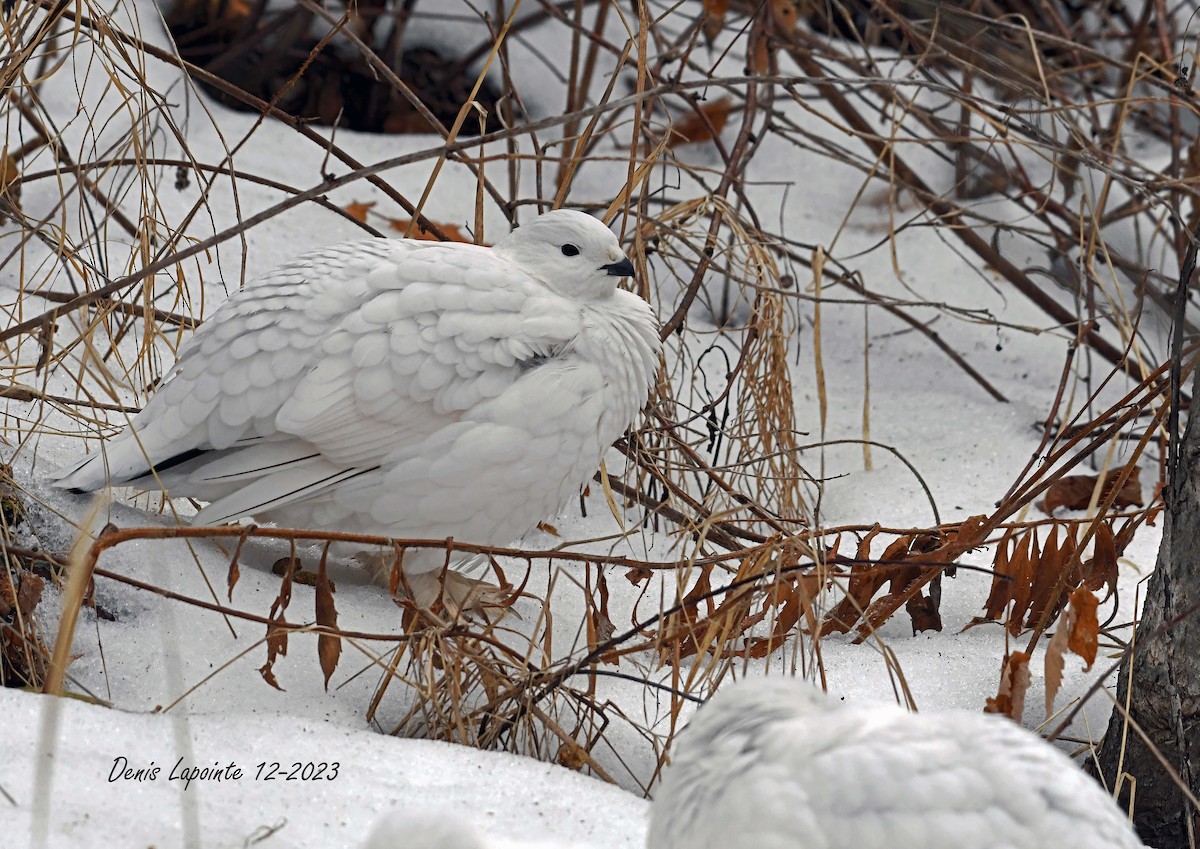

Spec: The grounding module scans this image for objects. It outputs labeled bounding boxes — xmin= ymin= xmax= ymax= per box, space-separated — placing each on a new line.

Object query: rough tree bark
xmin=1095 ymin=364 xmax=1200 ymax=848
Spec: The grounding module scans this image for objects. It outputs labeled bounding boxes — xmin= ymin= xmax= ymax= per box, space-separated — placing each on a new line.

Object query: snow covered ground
xmin=0 ymin=1 xmax=1163 ymax=847
xmin=3 ymin=683 xmax=646 ymax=848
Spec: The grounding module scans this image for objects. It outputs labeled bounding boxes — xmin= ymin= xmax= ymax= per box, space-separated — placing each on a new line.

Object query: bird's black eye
xmin=561 ymin=243 xmax=580 ymax=257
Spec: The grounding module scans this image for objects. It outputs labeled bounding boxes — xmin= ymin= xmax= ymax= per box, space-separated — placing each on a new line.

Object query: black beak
xmin=602 ymin=257 xmax=636 ymax=278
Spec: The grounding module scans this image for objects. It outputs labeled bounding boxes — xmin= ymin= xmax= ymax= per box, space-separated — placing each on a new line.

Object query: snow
xmin=2 ymin=684 xmax=645 ymax=848
xmin=0 ymin=1 xmax=1161 ymax=847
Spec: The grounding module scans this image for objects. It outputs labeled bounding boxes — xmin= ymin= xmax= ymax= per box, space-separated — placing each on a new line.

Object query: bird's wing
xmin=271 ymin=247 xmax=581 ymax=468
xmin=190 ymin=245 xmax=585 ymax=525
xmin=54 ymin=241 xmax=388 ymax=491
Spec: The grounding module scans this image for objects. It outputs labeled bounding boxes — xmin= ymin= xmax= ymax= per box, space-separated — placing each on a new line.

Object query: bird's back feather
xmin=649 ymin=677 xmax=1143 ymax=849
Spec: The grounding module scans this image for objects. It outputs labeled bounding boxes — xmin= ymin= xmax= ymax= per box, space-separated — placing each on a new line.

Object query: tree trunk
xmin=1095 ymin=370 xmax=1200 ymax=848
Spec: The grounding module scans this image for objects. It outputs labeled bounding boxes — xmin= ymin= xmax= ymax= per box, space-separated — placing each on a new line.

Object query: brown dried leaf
xmin=0 ymin=151 xmax=21 ymax=207
xmin=266 ymin=615 xmax=289 ymax=662
xmin=767 ymin=0 xmax=800 ymax=36
xmin=389 ymin=546 xmax=404 ymax=596
xmin=316 ymin=565 xmax=341 ymax=691
xmin=291 ymin=570 xmax=319 ymax=587
xmin=227 ymin=559 xmax=240 ymax=601
xmin=626 ymin=566 xmax=653 ymax=586
xmin=1044 ymin=611 xmax=1069 ymax=718
xmin=1008 ymin=529 xmax=1041 ymax=633
xmin=260 ymin=608 xmax=289 ymax=692
xmin=1010 ymin=658 xmax=1031 ymax=723
xmin=978 ymin=529 xmax=1016 ymax=622
xmin=1066 ymin=586 xmax=1099 ymax=671
xmin=591 ymin=569 xmax=617 ymax=664
xmin=557 ymin=740 xmax=587 ymax=771
xmin=984 ymin=694 xmax=1012 ymax=715
xmin=16 ymin=572 xmax=43 ymax=618
xmin=657 ymin=568 xmax=714 ymax=661
xmin=905 ymin=592 xmax=942 ymax=634
xmin=1057 ymin=134 xmax=1083 ymax=201
xmin=1084 ymin=521 xmax=1118 ymax=599
xmin=879 ymin=534 xmax=915 ymax=567
xmin=343 ymin=200 xmax=375 ymax=223
xmin=388 ymin=218 xmax=474 ymax=242
xmin=822 ymin=525 xmax=884 ymax=634
xmin=669 ymin=97 xmax=733 ymax=148
xmin=1041 ymin=468 xmax=1143 ymax=514
xmin=0 ymin=581 xmax=14 ymax=618
xmin=748 ymin=574 xmax=809 ymax=657
xmin=258 ymin=662 xmax=283 ymax=691
xmin=701 ymin=0 xmax=728 ymax=43
xmin=747 ymin=28 xmax=771 ymax=75
xmin=1024 ymin=523 xmax=1073 ymax=633
xmin=991 ymin=651 xmax=1031 ymax=721
xmin=264 ymin=557 xmax=294 ymax=683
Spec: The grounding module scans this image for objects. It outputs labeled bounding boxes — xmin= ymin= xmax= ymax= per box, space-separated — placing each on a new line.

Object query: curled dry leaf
xmin=1066 ymin=586 xmax=1099 ymax=669
xmin=905 ymin=592 xmax=942 ymax=634
xmin=1 ymin=560 xmax=48 ymax=687
xmin=1044 ymin=620 xmax=1067 ymax=720
xmin=767 ymin=0 xmax=801 ymax=36
xmin=260 ymin=611 xmax=289 ymax=691
xmin=589 ymin=569 xmax=617 ymax=664
xmin=1084 ymin=521 xmax=1119 ymax=599
xmin=822 ymin=525 xmax=884 ymax=634
xmin=388 ymin=218 xmax=474 ymax=243
xmin=260 ymin=558 xmax=297 ymax=690
xmin=343 ymin=200 xmax=375 ymax=223
xmin=984 ymin=650 xmax=1031 ymax=721
xmin=0 ymin=151 xmax=20 ymax=210
xmin=389 ymin=546 xmax=404 ymax=597
xmin=668 ymin=97 xmax=733 ymax=148
xmin=15 ymin=572 xmax=43 ymax=617
xmin=624 ymin=566 xmax=653 ymax=585
xmin=226 ymin=533 xmax=251 ymax=602
xmin=316 ymin=563 xmax=341 ymax=691
xmin=701 ymin=0 xmax=728 ymax=44
xmin=1023 ymin=524 xmax=1068 ymax=632
xmin=557 ymin=740 xmax=588 ymax=771
xmin=1044 ymin=587 xmax=1100 ymax=718
xmin=1057 ymin=134 xmax=1083 ymax=201
xmin=1041 ymin=467 xmax=1142 ymax=514
xmin=747 ymin=21 xmax=771 ymax=75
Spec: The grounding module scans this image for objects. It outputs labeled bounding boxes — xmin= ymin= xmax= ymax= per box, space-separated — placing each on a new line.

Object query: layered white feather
xmin=55 ymin=210 xmax=660 ymax=574
xmin=649 ymin=677 xmax=1144 ymax=849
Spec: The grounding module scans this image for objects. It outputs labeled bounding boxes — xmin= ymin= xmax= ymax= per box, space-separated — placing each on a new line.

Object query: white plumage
xmin=648 ymin=676 xmax=1144 ymax=849
xmin=55 ymin=210 xmax=660 ymax=595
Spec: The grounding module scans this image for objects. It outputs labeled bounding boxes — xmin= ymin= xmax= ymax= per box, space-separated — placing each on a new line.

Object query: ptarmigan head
xmin=492 ymin=209 xmax=635 ymax=301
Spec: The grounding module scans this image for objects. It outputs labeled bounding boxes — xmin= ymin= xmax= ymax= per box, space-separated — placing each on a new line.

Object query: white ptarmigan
xmin=54 ymin=210 xmax=661 ymax=605
xmin=648 ymin=676 xmax=1145 ymax=849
